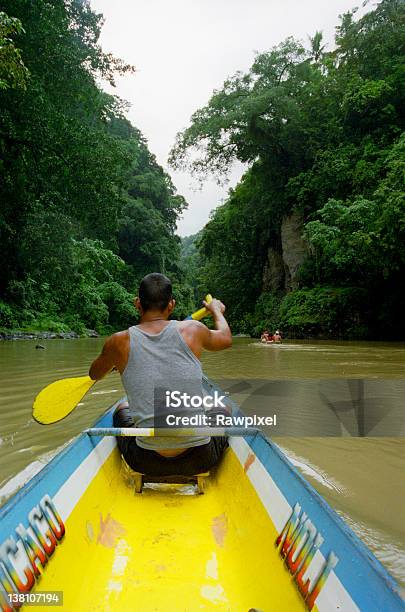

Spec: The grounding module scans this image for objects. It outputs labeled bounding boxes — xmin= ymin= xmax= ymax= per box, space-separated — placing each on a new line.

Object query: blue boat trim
xmin=203 ymin=376 xmax=405 ymax=610
xmin=1 ymin=379 xmax=404 ymax=611
xmin=0 ymin=403 xmax=120 ymax=535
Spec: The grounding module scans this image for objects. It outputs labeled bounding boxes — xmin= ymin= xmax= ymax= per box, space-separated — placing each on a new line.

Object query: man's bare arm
xmin=89 ymin=335 xmax=118 ymax=381
xmin=201 ymin=299 xmax=232 ymax=351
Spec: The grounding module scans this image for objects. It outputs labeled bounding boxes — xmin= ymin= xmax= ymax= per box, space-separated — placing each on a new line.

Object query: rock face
xmin=85 ymin=329 xmax=99 ymax=338
xmin=262 ymin=212 xmax=307 ymax=293
xmin=281 ymin=212 xmax=307 ymax=291
xmin=262 ymin=248 xmax=285 ymax=292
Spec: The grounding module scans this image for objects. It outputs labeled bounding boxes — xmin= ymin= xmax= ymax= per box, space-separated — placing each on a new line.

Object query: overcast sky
xmin=90 ymin=0 xmax=369 ymax=236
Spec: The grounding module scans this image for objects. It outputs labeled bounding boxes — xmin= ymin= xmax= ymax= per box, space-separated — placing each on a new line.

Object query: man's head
xmin=135 ymin=273 xmax=175 ymax=316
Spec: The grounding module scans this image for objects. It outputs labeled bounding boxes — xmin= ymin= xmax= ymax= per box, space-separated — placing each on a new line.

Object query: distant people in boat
xmin=260 ymin=329 xmax=282 ymax=343
xmin=89 ymin=273 xmax=232 ymax=477
xmin=261 ymin=330 xmax=272 ymax=343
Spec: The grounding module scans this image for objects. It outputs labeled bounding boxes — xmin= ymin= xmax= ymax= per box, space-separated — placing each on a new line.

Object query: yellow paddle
xmin=33 ymin=295 xmax=214 ymax=425
xmin=185 ymin=293 xmax=212 ymax=320
xmin=33 ymin=376 xmax=97 ymax=425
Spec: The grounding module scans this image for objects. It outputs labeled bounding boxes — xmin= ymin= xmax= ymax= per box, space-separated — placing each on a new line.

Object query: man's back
xmin=90 ymin=313 xmax=232 ymax=380
xmin=120 ymin=319 xmax=210 ymax=451
xmin=89 ymin=273 xmax=231 ymax=469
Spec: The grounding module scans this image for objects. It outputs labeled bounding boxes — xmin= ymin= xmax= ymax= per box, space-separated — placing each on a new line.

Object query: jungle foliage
xmin=0 ymin=1 xmax=192 ymax=333
xmin=171 ymin=0 xmax=405 ymax=338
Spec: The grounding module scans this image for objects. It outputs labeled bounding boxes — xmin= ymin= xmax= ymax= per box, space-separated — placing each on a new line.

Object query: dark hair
xmin=138 ymin=273 xmax=173 ymax=312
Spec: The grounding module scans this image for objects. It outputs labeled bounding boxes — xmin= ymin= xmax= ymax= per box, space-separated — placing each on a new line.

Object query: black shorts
xmin=113 ymin=407 xmax=229 ymax=477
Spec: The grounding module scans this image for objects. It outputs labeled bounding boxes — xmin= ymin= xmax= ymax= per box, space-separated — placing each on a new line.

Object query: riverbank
xmin=0 ymin=329 xmax=99 ymax=341
xmin=0 ymin=329 xmax=250 ymax=341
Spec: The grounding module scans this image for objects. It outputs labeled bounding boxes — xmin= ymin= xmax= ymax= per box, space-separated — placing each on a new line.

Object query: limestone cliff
xmin=281 ymin=212 xmax=308 ymax=291
xmin=262 ymin=248 xmax=285 ymax=292
xmin=262 ymin=212 xmax=307 ymax=293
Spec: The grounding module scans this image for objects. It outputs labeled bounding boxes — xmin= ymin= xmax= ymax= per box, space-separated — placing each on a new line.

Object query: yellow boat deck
xmin=37 ymin=446 xmax=305 ymax=611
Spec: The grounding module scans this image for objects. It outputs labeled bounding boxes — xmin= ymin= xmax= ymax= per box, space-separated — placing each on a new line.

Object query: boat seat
xmin=120 ymin=455 xmax=209 ymax=494
xmin=132 ymin=471 xmax=210 ymax=495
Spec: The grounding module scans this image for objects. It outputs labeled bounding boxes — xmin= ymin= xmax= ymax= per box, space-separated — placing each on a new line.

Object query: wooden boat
xmin=1 ymin=377 xmax=404 ymax=611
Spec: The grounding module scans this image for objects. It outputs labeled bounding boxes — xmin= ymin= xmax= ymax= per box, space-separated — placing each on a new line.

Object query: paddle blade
xmin=33 ymin=376 xmax=96 ymax=425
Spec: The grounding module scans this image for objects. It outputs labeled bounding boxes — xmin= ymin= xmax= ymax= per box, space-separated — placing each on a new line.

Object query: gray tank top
xmin=121 ymin=320 xmax=210 ymax=450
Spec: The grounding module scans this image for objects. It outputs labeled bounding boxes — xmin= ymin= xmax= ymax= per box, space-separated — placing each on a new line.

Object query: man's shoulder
xmin=109 ymin=329 xmax=129 ymax=340
xmin=105 ymin=329 xmax=129 ymax=350
xmin=177 ymin=319 xmax=206 ymax=333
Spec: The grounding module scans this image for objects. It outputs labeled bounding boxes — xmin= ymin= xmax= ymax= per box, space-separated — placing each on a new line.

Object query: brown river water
xmin=0 ymin=337 xmax=404 ymax=586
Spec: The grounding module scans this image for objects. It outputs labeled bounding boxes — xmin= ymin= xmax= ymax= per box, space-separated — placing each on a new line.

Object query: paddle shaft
xmin=86 ymin=427 xmax=259 ymax=437
xmin=185 ymin=294 xmax=212 ymax=320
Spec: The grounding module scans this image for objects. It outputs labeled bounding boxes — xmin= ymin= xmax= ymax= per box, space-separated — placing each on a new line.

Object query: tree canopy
xmin=0 ymin=0 xmax=192 ymax=333
xmin=171 ymin=0 xmax=405 ymax=338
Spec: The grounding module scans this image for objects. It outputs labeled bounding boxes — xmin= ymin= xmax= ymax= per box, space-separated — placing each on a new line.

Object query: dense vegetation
xmin=172 ymin=0 xmax=405 ymax=339
xmin=1 ymin=0 xmax=403 ymax=339
xmin=0 ymin=1 xmax=194 ymax=335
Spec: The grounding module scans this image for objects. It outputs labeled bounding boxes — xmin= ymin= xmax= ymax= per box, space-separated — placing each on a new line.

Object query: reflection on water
xmin=275 ymin=438 xmax=405 ymax=587
xmin=0 ymin=338 xmax=124 ymax=494
xmin=215 ymin=377 xmax=405 ymax=436
xmin=0 ymin=337 xmax=404 ymax=585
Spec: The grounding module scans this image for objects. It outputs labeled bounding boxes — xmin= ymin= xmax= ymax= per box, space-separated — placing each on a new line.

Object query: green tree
xmin=0 ymin=1 xmax=192 ymax=333
xmin=170 ymin=0 xmax=405 ymax=338
xmin=0 ymin=11 xmax=29 ymax=89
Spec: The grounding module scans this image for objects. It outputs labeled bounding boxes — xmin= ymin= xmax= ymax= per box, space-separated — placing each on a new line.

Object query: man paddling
xmin=89 ymin=273 xmax=232 ymax=476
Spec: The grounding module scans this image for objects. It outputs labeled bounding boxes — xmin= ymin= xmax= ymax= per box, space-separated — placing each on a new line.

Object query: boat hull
xmin=0 ymin=384 xmax=404 ymax=611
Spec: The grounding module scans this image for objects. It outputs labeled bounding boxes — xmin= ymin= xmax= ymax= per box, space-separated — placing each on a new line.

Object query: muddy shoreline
xmin=0 ymin=329 xmax=99 ymax=341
